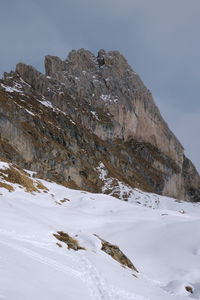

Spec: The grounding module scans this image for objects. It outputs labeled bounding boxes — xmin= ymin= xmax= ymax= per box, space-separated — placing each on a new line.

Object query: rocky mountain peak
xmin=45 ymin=55 xmax=66 ymax=77
xmin=44 ymin=48 xmax=136 ymax=81
xmin=0 ymin=48 xmax=200 ymax=202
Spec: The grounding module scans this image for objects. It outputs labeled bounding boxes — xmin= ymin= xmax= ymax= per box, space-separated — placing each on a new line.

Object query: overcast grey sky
xmin=1 ymin=0 xmax=200 ymax=171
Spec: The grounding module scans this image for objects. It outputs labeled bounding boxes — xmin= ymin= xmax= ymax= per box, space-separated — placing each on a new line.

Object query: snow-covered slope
xmin=0 ymin=161 xmax=200 ymax=299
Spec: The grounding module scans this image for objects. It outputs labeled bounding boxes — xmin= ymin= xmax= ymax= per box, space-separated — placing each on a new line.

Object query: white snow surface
xmin=40 ymin=100 xmax=54 ymax=108
xmin=24 ymin=108 xmax=35 ymax=116
xmin=0 ymin=83 xmax=23 ymax=94
xmin=100 ymin=94 xmax=118 ymax=103
xmin=91 ymin=111 xmax=99 ymax=120
xmin=0 ymin=164 xmax=200 ymax=299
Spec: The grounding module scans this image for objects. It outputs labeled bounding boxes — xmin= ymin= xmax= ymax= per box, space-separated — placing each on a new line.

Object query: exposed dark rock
xmin=0 ymin=48 xmax=199 ymax=201
xmin=53 ymin=231 xmax=85 ymax=251
xmin=185 ymin=285 xmax=193 ymax=294
xmin=94 ymin=234 xmax=138 ymax=272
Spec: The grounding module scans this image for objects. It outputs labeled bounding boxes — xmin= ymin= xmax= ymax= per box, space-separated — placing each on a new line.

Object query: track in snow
xmin=0 ymin=240 xmax=81 ymax=278
xmin=0 ymin=238 xmax=150 ymax=300
xmin=78 ymin=252 xmax=149 ymax=300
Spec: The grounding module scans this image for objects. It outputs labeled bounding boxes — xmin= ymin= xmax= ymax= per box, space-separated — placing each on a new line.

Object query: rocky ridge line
xmin=0 ymin=48 xmax=199 ymax=201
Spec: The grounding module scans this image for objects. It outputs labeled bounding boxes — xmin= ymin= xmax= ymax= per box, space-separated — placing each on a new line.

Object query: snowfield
xmin=0 ymin=164 xmax=200 ymax=299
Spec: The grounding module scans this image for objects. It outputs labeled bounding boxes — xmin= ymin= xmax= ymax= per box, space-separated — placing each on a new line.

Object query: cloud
xmin=0 ymin=0 xmax=71 ymax=74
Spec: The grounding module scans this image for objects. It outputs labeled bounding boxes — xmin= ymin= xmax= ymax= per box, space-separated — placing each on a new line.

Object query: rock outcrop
xmin=0 ymin=48 xmax=199 ymax=201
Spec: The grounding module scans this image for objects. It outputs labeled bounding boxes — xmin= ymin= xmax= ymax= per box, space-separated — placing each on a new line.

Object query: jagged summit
xmin=16 ymin=49 xmax=180 ymax=157
xmin=0 ymin=48 xmax=200 ymax=201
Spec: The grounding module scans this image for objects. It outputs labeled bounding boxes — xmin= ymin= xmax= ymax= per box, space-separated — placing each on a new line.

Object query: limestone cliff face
xmin=0 ymin=49 xmax=200 ymax=201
